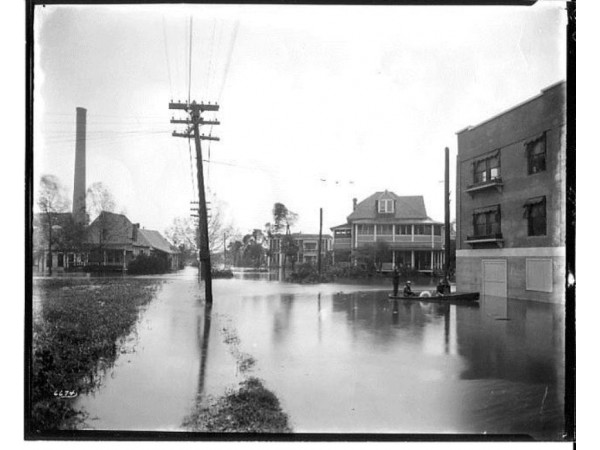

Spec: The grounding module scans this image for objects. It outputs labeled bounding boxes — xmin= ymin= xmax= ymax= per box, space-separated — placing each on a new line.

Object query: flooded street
xmin=74 ymin=268 xmax=565 ymax=438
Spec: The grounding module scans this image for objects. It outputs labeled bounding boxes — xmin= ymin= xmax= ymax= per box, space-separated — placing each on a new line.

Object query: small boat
xmin=388 ymin=291 xmax=479 ymax=302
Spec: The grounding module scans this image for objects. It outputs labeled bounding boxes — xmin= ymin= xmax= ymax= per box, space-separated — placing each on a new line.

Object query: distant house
xmin=268 ymin=233 xmax=333 ymax=267
xmin=83 ymin=211 xmax=179 ymax=271
xmin=331 ymin=191 xmax=447 ymax=273
xmin=137 ymin=229 xmax=180 ymax=271
xmin=32 ymin=212 xmax=88 ymax=273
xmin=455 ymin=81 xmax=566 ymax=303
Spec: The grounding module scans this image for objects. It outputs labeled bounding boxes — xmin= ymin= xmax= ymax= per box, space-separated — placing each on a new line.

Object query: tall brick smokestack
xmin=72 ymin=107 xmax=87 ymax=224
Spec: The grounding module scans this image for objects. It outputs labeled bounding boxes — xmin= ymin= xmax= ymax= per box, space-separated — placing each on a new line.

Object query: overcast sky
xmin=33 ymin=2 xmax=566 ymax=237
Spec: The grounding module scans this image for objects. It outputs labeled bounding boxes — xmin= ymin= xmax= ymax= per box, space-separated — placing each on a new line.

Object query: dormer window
xmin=378 ymin=199 xmax=395 ymax=213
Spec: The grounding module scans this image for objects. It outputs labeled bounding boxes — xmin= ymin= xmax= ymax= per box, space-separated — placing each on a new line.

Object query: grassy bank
xmin=183 ymin=377 xmax=292 ymax=433
xmin=30 ymin=278 xmax=162 ymax=432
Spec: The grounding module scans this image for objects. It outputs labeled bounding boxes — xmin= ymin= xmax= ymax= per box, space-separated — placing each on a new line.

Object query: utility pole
xmin=170 ymin=101 xmax=220 ymax=304
xmin=444 ymin=146 xmax=451 ymax=280
xmin=317 ymin=208 xmax=323 ymax=276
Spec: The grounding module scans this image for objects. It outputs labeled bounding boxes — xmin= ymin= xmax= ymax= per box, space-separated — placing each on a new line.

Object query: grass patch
xmin=30 ymin=278 xmax=162 ymax=432
xmin=183 ymin=377 xmax=292 ymax=433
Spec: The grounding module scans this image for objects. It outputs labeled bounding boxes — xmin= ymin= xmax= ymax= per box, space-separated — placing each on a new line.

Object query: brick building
xmin=455 ymin=81 xmax=566 ymax=303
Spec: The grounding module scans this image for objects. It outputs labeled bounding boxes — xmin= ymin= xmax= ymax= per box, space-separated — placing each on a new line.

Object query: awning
xmin=524 ymin=132 xmax=546 ymax=146
xmin=523 ymin=196 xmax=546 ymax=217
xmin=523 ymin=196 xmax=546 ymax=206
xmin=473 ymin=205 xmax=499 ymax=215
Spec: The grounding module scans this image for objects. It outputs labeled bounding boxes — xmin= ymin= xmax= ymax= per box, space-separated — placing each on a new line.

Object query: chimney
xmin=352 ymin=198 xmax=357 ymax=211
xmin=72 ymin=107 xmax=87 ymax=224
xmin=132 ymin=223 xmax=140 ymax=242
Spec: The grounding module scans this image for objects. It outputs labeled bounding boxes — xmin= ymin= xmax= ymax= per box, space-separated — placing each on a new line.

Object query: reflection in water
xmin=197 ymin=302 xmax=212 ymax=397
xmin=73 ymin=270 xmax=565 ymax=438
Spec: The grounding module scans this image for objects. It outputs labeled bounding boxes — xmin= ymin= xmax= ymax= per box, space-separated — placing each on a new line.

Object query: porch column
xmin=431 ymin=250 xmax=434 ymax=271
xmin=392 ymin=225 xmax=396 ymax=242
xmin=123 ymin=249 xmax=126 ymax=271
xmin=392 ymin=250 xmax=396 ymax=267
xmin=373 ymin=224 xmax=377 ymax=242
xmin=411 ymin=250 xmax=415 ymax=269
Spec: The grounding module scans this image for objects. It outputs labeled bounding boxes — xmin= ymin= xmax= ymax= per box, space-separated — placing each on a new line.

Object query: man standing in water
xmin=392 ymin=266 xmax=400 ymax=296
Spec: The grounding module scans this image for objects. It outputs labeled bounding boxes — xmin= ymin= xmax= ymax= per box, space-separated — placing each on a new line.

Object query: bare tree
xmin=86 ymin=182 xmax=117 ymax=221
xmin=36 ymin=175 xmax=70 ymax=274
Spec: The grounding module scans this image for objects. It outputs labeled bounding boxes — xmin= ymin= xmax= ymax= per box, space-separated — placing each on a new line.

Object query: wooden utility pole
xmin=170 ymin=101 xmax=220 ymax=304
xmin=444 ymin=146 xmax=451 ymax=279
xmin=317 ymin=208 xmax=323 ymax=276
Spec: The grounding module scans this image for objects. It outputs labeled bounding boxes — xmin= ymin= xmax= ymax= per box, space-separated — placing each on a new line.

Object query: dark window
xmin=433 ymin=225 xmax=442 ymax=236
xmin=414 ymin=225 xmax=432 ymax=235
xmin=472 ymin=205 xmax=501 ymax=237
xmin=57 ymin=253 xmax=64 ymax=267
xmin=414 ymin=251 xmax=432 ymax=270
xmin=526 ymin=134 xmax=546 ymax=174
xmin=524 ymin=196 xmax=546 ymax=236
xmin=395 ymin=225 xmax=411 ymax=235
xmin=473 ymin=152 xmax=501 ymax=184
xmin=357 ymin=225 xmax=374 ymax=235
xmin=334 ymin=229 xmax=351 ymax=238
xmin=377 ymin=224 xmax=393 ymax=235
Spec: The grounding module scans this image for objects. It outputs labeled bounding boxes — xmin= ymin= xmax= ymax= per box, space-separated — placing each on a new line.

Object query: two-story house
xmin=268 ymin=233 xmax=333 ymax=267
xmin=455 ymin=81 xmax=566 ymax=303
xmin=331 ymin=191 xmax=446 ymax=272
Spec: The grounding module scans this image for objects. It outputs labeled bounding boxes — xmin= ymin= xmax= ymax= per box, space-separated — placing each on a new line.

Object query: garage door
xmin=482 ymin=259 xmax=507 ymax=298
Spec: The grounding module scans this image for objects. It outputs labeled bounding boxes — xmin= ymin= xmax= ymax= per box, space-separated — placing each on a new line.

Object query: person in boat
xmin=436 ymin=277 xmax=451 ymax=296
xmin=392 ymin=266 xmax=400 ymax=296
xmin=403 ymin=280 xmax=416 ymax=297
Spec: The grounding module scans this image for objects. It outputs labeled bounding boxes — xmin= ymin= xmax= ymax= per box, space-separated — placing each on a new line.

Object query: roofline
xmin=456 ymin=80 xmax=566 ymax=135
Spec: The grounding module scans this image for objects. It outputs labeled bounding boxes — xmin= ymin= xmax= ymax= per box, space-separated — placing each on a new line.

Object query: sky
xmin=33 ymin=2 xmax=567 ymax=237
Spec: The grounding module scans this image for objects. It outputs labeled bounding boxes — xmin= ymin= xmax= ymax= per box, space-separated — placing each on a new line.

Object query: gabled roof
xmin=347 ymin=191 xmax=429 ymax=221
xmin=330 ymin=223 xmax=351 ymax=230
xmin=85 ymin=211 xmax=135 ymax=245
xmin=138 ymin=229 xmax=179 ymax=254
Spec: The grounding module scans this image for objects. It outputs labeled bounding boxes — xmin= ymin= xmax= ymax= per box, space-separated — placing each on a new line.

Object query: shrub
xmin=183 ymin=377 xmax=292 ymax=433
xmin=212 ymin=268 xmax=234 ymax=279
xmin=127 ymin=254 xmax=170 ymax=275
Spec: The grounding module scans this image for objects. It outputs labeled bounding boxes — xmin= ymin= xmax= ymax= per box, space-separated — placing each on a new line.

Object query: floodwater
xmin=73 ymin=267 xmax=566 ymax=438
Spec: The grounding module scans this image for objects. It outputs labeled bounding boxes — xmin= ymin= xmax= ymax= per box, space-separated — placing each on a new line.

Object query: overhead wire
xmin=162 ymin=15 xmax=174 ymax=100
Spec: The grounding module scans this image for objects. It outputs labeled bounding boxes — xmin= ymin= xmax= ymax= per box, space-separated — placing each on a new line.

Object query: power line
xmin=188 ymin=16 xmax=193 ymax=104
xmin=217 ymin=21 xmax=239 ymax=102
xmin=162 ymin=15 xmax=174 ymax=99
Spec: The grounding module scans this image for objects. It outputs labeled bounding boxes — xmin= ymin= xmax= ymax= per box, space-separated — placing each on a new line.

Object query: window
xmin=524 ymin=196 xmax=546 ymax=236
xmin=526 ymin=133 xmax=546 ymax=174
xmin=334 ymin=229 xmax=351 ymax=238
xmin=378 ymin=199 xmax=395 ymax=213
xmin=472 ymin=205 xmax=501 ymax=237
xmin=357 ymin=225 xmax=374 ymax=235
xmin=526 ymin=258 xmax=553 ymax=292
xmin=377 ymin=224 xmax=393 ymax=235
xmin=433 ymin=225 xmax=442 ymax=236
xmin=414 ymin=225 xmax=432 ymax=235
xmin=304 ymin=242 xmax=317 ymax=251
xmin=395 ymin=225 xmax=411 ymax=235
xmin=473 ymin=152 xmax=501 ymax=184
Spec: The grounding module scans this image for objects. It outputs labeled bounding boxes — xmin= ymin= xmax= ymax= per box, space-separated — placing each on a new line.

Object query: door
xmin=482 ymin=259 xmax=507 ymax=298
